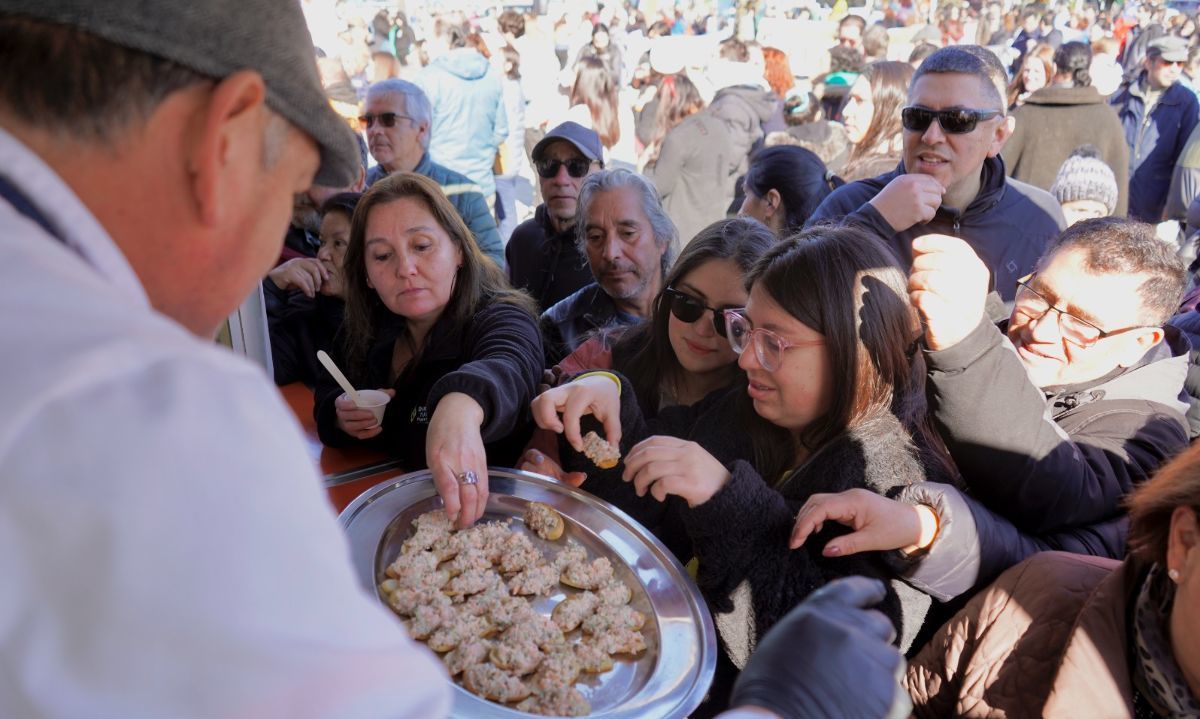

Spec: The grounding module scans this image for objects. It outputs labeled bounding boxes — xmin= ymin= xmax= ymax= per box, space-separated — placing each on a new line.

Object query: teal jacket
xmin=415 ymin=49 xmax=507 ymax=200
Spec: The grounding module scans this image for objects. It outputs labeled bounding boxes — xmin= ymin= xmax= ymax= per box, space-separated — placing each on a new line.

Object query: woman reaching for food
xmin=520 ymin=217 xmax=777 ymax=491
xmin=314 ymin=173 xmax=543 ymax=528
xmin=532 ymin=227 xmax=956 ymax=710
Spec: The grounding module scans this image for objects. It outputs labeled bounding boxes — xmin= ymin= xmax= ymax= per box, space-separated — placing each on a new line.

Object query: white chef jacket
xmin=0 ymin=127 xmax=451 ymax=718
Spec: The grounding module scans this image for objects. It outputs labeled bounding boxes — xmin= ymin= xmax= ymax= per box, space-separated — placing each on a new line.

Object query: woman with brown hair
xmin=839 ymin=61 xmax=913 ymax=182
xmin=638 ymin=72 xmax=705 ymax=171
xmin=1007 ymin=44 xmax=1054 ymax=109
xmin=566 ymin=55 xmax=636 ymax=167
xmin=314 ymin=172 xmax=543 ymax=529
xmin=533 ymin=226 xmax=956 ymax=709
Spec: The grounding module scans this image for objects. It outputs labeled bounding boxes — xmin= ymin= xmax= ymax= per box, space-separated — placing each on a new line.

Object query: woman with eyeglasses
xmin=314 ymin=173 xmax=543 ymax=530
xmin=520 ymin=217 xmax=776 ymax=492
xmin=532 ymin=226 xmax=955 ymax=711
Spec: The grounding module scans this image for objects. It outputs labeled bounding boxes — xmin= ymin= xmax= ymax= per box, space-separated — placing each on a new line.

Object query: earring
xmin=1169 ymin=568 xmax=1181 ymax=583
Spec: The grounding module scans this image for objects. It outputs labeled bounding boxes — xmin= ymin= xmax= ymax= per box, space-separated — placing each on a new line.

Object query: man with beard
xmin=362 ymin=78 xmax=503 ymax=266
xmin=540 ymin=169 xmax=678 ymax=365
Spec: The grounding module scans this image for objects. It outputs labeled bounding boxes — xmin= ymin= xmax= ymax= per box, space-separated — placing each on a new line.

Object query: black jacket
xmin=505 ymin=204 xmax=593 ymax=313
xmin=539 ymin=283 xmax=641 ymax=366
xmin=560 ymin=379 xmax=938 ymax=655
xmin=926 ymin=316 xmax=1190 ymax=536
xmin=806 ymin=155 xmax=1065 ymax=303
xmin=264 ymin=279 xmax=344 ymax=387
xmin=314 ymin=301 xmax=543 ymax=467
xmin=1167 ymin=308 xmax=1200 ymax=437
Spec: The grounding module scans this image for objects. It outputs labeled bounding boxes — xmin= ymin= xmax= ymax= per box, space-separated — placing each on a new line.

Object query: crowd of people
xmin=8 ymin=0 xmax=1200 ymax=717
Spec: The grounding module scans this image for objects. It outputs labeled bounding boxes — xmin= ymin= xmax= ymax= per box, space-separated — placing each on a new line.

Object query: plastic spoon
xmin=317 ymin=350 xmax=361 ymax=406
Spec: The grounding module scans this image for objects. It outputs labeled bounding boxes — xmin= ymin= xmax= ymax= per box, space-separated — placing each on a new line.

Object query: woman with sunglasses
xmin=532 ymin=226 xmax=954 ymax=710
xmin=521 ymin=218 xmax=776 ymax=489
xmin=314 ymin=173 xmax=543 ymax=530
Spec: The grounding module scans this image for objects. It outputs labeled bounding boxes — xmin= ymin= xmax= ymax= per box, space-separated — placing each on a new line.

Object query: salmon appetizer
xmin=582 ymin=430 xmax=620 ymax=469
xmin=463 ymin=663 xmax=532 ymax=703
xmin=523 ymin=501 xmax=565 ymax=541
xmin=551 ymin=591 xmax=599 ymax=632
xmin=560 ymin=556 xmax=614 ymax=590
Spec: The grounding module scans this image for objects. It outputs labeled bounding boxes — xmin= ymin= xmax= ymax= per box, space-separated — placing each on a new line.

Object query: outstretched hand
xmin=529 ymin=375 xmax=622 ymax=452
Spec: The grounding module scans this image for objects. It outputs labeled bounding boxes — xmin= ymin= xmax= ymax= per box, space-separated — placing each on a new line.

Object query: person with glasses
xmin=790 ymin=219 xmax=1189 ymax=624
xmin=506 ymin=122 xmax=605 ymax=312
xmin=539 ymin=169 xmax=679 ymax=365
xmin=361 ymin=79 xmax=504 ymax=267
xmin=808 ymin=46 xmax=1065 ymax=303
xmin=532 ymin=226 xmax=957 ymax=712
xmin=521 ymin=218 xmax=776 ymax=495
xmin=1111 ymin=35 xmax=1200 ymax=222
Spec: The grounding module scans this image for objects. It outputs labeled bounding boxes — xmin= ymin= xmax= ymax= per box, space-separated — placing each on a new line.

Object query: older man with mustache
xmin=539 ymin=169 xmax=678 ymax=365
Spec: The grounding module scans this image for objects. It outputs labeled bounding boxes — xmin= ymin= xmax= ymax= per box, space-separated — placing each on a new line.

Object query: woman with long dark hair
xmin=314 ymin=173 xmax=543 ymax=529
xmin=568 ymin=56 xmax=622 ymax=155
xmin=839 ymin=61 xmax=913 ymax=181
xmin=521 ymin=218 xmax=777 ymax=483
xmin=533 ymin=227 xmax=954 ymax=709
xmin=738 ymin=145 xmax=841 ymax=236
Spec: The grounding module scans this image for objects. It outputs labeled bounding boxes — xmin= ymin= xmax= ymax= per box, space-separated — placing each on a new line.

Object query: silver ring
xmin=456 ymin=470 xmax=478 ymax=486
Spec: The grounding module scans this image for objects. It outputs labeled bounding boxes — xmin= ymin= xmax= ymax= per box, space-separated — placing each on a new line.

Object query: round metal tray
xmin=339 ymin=467 xmax=716 ymax=718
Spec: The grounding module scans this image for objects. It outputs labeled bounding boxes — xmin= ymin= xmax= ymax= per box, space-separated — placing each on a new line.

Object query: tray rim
xmin=338 ymin=466 xmax=718 ymax=719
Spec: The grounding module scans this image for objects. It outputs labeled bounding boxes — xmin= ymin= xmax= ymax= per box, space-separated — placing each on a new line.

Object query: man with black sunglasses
xmin=361 ymin=79 xmax=504 ymax=267
xmin=808 ymin=46 xmax=1065 ymax=303
xmin=1111 ymin=35 xmax=1200 ymax=223
xmin=506 ymin=122 xmax=604 ymax=312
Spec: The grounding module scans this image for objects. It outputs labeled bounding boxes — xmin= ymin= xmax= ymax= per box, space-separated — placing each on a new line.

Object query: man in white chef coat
xmin=0 ymin=1 xmax=450 ymax=716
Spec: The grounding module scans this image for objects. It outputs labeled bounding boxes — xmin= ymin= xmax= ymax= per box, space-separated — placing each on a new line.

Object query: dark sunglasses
xmin=535 ymin=158 xmax=593 ymax=179
xmin=358 ymin=112 xmax=414 ymax=129
xmin=901 ymin=106 xmax=1002 ymax=134
xmin=663 ymin=287 xmax=732 ymax=338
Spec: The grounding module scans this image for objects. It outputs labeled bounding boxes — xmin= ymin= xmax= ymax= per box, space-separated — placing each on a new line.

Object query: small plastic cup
xmin=349 ymin=389 xmax=390 ymax=427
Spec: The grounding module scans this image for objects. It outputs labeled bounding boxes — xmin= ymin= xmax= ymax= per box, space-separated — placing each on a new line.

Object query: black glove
xmin=729 ymin=576 xmax=911 ymax=719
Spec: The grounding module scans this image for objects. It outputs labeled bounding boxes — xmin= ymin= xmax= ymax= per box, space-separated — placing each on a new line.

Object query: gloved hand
xmin=729 ymin=576 xmax=911 ymax=719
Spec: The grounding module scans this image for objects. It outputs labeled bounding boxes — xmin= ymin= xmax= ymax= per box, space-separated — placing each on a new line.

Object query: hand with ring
xmin=426 ymin=392 xmax=490 ymax=529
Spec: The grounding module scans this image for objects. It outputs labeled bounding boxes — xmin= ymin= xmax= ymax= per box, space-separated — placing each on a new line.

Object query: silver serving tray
xmin=338 ymin=467 xmax=716 ymax=719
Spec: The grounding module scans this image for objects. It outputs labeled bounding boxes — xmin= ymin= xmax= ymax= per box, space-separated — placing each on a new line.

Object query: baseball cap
xmin=531 ymin=122 xmax=604 ymax=164
xmin=0 ymin=0 xmax=361 ymax=187
xmin=1148 ymin=35 xmax=1188 ymax=63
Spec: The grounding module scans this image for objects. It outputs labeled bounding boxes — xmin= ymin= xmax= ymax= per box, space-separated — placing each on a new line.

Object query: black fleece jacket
xmin=505 ymin=204 xmax=593 ymax=313
xmin=314 ymin=301 xmax=543 ymax=467
xmin=264 ymin=279 xmax=344 ymax=387
xmin=559 ymin=377 xmax=941 ymax=656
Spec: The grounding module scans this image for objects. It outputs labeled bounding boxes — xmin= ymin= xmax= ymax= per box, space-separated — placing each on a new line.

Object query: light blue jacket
xmin=416 ymin=49 xmax=508 ymax=200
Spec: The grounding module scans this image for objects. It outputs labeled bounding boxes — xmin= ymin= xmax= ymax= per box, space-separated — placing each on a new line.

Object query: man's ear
xmin=989 ymin=114 xmax=1016 ymax=157
xmin=186 ymin=70 xmax=270 ymax=228
xmin=352 ymin=166 xmax=367 ymax=192
xmin=1117 ymin=326 xmax=1166 ymax=367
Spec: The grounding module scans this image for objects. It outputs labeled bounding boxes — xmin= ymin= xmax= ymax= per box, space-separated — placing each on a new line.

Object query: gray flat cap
xmin=0 ymin=0 xmax=360 ymax=187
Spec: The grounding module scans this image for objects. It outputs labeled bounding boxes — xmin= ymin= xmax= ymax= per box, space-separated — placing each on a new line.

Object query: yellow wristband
xmin=574 ymin=371 xmax=622 ymax=397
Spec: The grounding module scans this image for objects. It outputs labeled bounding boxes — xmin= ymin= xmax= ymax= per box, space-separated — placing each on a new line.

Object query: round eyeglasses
xmin=722 ymin=309 xmax=825 ymax=371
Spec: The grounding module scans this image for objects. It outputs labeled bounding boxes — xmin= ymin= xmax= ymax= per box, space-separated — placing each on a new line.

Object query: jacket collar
xmin=894 ymin=155 xmax=1008 ymax=224
xmin=413 ymin=152 xmax=433 ymax=176
xmin=1024 ymin=85 xmax=1104 ymax=106
xmin=534 ymin=203 xmax=577 ymax=242
xmin=1041 ymin=325 xmax=1192 ymax=417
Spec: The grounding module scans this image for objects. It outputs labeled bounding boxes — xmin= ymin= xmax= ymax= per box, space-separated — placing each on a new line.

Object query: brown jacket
xmin=1003 ymin=85 xmax=1130 ymax=216
xmin=906 ymin=551 xmax=1141 ymax=718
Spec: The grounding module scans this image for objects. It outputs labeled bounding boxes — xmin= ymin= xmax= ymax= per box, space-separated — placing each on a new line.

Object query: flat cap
xmin=1148 ymin=35 xmax=1188 ymax=63
xmin=0 ymin=0 xmax=361 ymax=187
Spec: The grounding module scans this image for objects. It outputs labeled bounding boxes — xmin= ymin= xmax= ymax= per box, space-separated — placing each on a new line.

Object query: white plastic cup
xmin=349 ymin=389 xmax=390 ymax=427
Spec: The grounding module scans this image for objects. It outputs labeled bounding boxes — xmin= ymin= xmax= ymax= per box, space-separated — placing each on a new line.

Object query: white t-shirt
xmin=0 ymin=127 xmax=450 ymax=719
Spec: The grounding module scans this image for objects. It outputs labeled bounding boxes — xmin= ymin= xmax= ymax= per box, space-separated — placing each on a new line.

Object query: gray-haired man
xmin=808 ymin=45 xmax=1065 ymax=302
xmin=362 ymin=78 xmax=503 ymax=266
xmin=540 ymin=169 xmax=679 ymax=364
xmin=0 ymin=1 xmax=448 ymax=716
